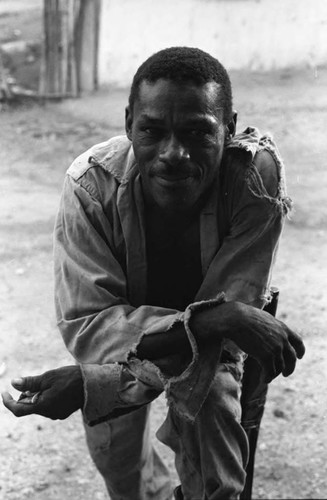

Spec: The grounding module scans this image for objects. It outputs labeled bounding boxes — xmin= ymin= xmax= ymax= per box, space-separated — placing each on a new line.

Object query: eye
xmin=141 ymin=127 xmax=161 ymax=136
xmin=187 ymin=129 xmax=210 ymax=139
xmin=139 ymin=127 xmax=165 ymax=143
xmin=190 ymin=129 xmax=205 ymax=136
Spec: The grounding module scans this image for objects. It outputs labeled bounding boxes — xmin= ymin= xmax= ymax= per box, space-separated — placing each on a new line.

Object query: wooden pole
xmin=75 ymin=0 xmax=101 ymax=92
xmin=0 ymin=50 xmax=13 ymax=101
xmin=39 ymin=0 xmax=79 ymax=98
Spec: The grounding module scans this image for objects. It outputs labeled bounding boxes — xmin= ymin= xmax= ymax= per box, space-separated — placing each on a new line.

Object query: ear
xmin=125 ymin=106 xmax=133 ymax=141
xmin=227 ymin=111 xmax=237 ymax=137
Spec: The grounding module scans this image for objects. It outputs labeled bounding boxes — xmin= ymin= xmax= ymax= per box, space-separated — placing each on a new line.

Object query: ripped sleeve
xmin=81 ymin=294 xmax=226 ymax=426
xmin=247 ymin=139 xmax=292 ymax=216
xmin=199 ymin=137 xmax=291 ymax=308
xmin=227 ymin=140 xmax=290 ymax=306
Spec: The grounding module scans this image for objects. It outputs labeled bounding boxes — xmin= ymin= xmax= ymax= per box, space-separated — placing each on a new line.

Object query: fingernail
xmin=12 ymin=378 xmax=24 ymax=386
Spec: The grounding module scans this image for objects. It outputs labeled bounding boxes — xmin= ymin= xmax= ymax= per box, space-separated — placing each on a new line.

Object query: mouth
xmin=156 ymin=173 xmax=191 ymax=181
xmin=153 ymin=174 xmax=195 ymax=187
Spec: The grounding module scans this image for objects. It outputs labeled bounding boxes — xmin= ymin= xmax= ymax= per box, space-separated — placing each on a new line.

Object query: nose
xmin=159 ymin=135 xmax=190 ymax=165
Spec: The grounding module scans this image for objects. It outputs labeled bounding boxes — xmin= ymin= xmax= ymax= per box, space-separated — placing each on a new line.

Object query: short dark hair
xmin=128 ymin=46 xmax=233 ymax=124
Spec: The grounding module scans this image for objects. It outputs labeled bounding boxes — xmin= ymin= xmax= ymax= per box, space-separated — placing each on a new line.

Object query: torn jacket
xmin=53 ymin=127 xmax=292 ymax=425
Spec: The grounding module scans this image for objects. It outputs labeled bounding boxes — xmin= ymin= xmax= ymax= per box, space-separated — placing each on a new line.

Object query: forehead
xmin=134 ymin=79 xmax=223 ymax=122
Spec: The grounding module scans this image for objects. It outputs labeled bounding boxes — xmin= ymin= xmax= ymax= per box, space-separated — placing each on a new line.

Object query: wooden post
xmin=0 ymin=50 xmax=12 ymax=101
xmin=39 ymin=0 xmax=79 ymax=97
xmin=75 ymin=0 xmax=101 ymax=92
xmin=39 ymin=0 xmax=101 ymax=98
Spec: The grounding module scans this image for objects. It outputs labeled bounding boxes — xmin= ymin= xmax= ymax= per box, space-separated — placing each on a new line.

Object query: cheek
xmin=191 ymin=147 xmax=223 ymax=178
xmin=133 ymin=141 xmax=158 ymax=166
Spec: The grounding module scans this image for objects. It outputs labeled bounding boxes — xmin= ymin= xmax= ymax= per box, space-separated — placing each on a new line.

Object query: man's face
xmin=126 ymin=78 xmax=227 ymax=214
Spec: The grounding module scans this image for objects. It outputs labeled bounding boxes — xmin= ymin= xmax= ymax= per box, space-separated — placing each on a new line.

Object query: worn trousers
xmin=83 ymin=362 xmax=249 ymax=500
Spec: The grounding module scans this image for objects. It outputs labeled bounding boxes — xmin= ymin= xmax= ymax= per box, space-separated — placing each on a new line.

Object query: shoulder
xmin=67 ymin=135 xmax=135 ymax=183
xmin=253 ymin=146 xmax=279 ymax=197
xmin=223 ymin=128 xmax=285 ymax=199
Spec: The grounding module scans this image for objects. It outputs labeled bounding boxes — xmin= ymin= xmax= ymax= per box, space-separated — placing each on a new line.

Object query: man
xmin=2 ymin=47 xmax=305 ymax=499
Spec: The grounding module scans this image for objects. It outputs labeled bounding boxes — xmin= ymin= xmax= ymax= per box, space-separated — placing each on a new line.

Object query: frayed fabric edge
xmin=165 ymin=292 xmax=226 ymax=423
xmin=167 ymin=292 xmax=226 ymax=385
xmin=123 ymin=295 xmax=227 ymax=423
xmin=259 ymin=137 xmax=293 ymax=217
xmin=126 ymin=313 xmax=185 ymax=389
xmin=246 ymin=163 xmax=293 ymax=218
xmin=80 ymin=362 xmax=123 ymax=426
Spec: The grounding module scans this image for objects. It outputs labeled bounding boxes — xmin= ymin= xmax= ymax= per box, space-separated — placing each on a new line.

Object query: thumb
xmin=1 ymin=391 xmax=13 ymax=404
xmin=11 ymin=375 xmax=43 ymax=392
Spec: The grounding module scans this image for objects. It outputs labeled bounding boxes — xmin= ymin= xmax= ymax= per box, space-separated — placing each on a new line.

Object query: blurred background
xmin=0 ymin=1 xmax=327 ymax=499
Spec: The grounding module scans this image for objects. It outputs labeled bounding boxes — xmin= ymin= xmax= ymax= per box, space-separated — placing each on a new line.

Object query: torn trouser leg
xmin=157 ymin=361 xmax=249 ymax=500
xmin=83 ymin=403 xmax=173 ymax=500
xmin=82 ymin=350 xmax=248 ymax=500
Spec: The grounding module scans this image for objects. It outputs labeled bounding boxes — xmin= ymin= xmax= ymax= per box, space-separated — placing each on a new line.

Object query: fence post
xmin=75 ymin=0 xmax=101 ymax=92
xmin=39 ymin=0 xmax=101 ymax=97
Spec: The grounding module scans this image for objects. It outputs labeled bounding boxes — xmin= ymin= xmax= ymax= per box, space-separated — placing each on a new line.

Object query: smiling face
xmin=125 ymin=78 xmax=228 ymax=215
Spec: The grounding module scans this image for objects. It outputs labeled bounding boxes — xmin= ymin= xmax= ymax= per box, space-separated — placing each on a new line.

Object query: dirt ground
xmin=1 ymin=3 xmax=327 ymax=500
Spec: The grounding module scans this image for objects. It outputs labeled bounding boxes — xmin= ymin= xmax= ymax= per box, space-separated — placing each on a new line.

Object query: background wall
xmin=98 ymin=0 xmax=327 ymax=86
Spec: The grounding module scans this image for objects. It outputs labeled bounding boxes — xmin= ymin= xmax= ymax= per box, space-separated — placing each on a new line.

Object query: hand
xmin=220 ymin=302 xmax=305 ymax=382
xmin=192 ymin=301 xmax=305 ymax=383
xmin=1 ymin=365 xmax=84 ymax=420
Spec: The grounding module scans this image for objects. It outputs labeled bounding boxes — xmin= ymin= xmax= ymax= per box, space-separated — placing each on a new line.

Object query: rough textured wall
xmin=98 ymin=0 xmax=327 ymax=86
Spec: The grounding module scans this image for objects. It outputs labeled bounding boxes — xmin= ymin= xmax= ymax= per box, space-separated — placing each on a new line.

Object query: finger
xmin=259 ymin=358 xmax=277 ymax=384
xmin=273 ymin=348 xmax=285 ymax=380
xmin=262 ymin=369 xmax=274 ymax=384
xmin=18 ymin=390 xmax=34 ymax=401
xmin=1 ymin=392 xmax=36 ymax=417
xmin=18 ymin=391 xmax=41 ymax=404
xmin=282 ymin=345 xmax=297 ymax=377
xmin=18 ymin=393 xmax=34 ymax=404
xmin=11 ymin=375 xmax=43 ymax=392
xmin=287 ymin=330 xmax=305 ymax=359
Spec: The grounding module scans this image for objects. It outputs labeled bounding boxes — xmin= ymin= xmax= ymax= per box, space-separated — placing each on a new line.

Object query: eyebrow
xmin=182 ymin=117 xmax=218 ymax=127
xmin=138 ymin=114 xmax=219 ymax=127
xmin=138 ymin=115 xmax=165 ymax=124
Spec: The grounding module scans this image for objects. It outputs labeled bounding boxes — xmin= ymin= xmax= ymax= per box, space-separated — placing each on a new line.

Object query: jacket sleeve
xmin=54 ymin=174 xmax=184 ymax=365
xmin=54 ymin=174 xmax=189 ymax=422
xmin=197 ymin=143 xmax=292 ymax=309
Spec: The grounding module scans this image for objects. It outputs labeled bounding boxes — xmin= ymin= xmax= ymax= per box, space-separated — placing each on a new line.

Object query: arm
xmin=1 ymin=301 xmax=304 ymax=420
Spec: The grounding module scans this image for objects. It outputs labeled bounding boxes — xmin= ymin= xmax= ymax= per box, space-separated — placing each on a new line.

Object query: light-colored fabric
xmin=83 ymin=405 xmax=173 ymax=500
xmin=158 ymin=362 xmax=248 ymax=500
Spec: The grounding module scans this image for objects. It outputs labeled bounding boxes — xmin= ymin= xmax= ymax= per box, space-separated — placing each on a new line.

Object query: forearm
xmin=136 ymin=303 xmax=228 ymax=361
xmin=136 ymin=323 xmax=191 ymax=360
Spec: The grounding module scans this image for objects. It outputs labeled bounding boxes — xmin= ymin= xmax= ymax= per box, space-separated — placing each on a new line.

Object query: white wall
xmin=98 ymin=0 xmax=327 ymax=87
